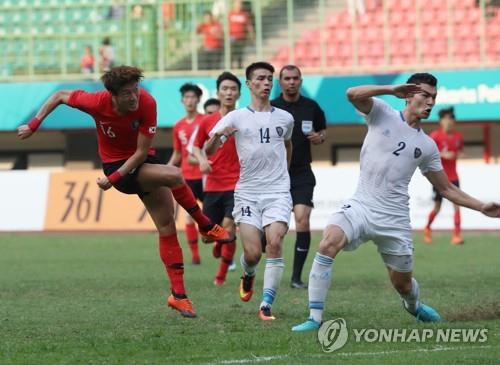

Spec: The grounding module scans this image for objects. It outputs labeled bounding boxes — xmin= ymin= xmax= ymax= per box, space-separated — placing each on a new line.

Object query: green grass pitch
xmin=1 ymin=232 xmax=499 ymax=364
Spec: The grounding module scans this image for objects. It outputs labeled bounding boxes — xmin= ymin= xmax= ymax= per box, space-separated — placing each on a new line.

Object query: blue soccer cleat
xmin=406 ymin=302 xmax=442 ymax=322
xmin=292 ymin=317 xmax=321 ymax=332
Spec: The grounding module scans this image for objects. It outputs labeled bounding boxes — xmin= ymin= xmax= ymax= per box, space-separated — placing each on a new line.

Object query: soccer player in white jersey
xmin=206 ymin=62 xmax=294 ymax=320
xmin=292 ymin=73 xmax=500 ymax=332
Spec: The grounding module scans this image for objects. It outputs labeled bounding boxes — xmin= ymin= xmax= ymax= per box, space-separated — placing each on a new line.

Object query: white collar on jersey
xmin=246 ymin=106 xmax=276 ymax=113
xmin=400 ymin=111 xmax=421 ymax=132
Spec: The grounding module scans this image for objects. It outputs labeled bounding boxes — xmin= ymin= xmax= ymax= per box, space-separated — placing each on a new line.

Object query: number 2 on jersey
xmin=392 ymin=141 xmax=406 ymax=156
xmin=259 ymin=128 xmax=270 ymax=143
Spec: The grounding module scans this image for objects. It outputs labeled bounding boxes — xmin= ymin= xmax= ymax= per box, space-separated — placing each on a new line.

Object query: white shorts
xmin=233 ymin=191 xmax=292 ymax=231
xmin=327 ymin=199 xmax=414 ymax=256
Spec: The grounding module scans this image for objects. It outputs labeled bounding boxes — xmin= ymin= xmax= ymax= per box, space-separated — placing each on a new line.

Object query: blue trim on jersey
xmin=246 ymin=106 xmax=275 ymax=113
xmin=400 ymin=111 xmax=421 ymax=132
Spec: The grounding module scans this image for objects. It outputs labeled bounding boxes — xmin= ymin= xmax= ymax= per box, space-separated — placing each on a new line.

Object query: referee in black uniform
xmin=271 ymin=65 xmax=326 ymax=289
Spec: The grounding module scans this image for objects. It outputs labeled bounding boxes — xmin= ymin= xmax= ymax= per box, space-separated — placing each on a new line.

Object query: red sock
xmin=453 ymin=210 xmax=461 ymax=236
xmin=159 ymin=234 xmax=186 ymax=296
xmin=185 ymin=223 xmax=199 ymax=260
xmin=426 ymin=209 xmax=438 ymax=229
xmin=171 ymin=184 xmax=211 ymax=228
xmin=216 ymin=240 xmax=236 ymax=281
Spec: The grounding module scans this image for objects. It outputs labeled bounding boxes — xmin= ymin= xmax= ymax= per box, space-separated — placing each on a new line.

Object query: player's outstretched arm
xmin=17 ymin=90 xmax=72 ymax=140
xmin=346 ymin=84 xmax=422 ymax=115
xmin=425 ymin=169 xmax=500 ymax=217
xmin=192 ymin=146 xmax=212 ymax=174
xmin=205 ymin=126 xmax=237 ymax=156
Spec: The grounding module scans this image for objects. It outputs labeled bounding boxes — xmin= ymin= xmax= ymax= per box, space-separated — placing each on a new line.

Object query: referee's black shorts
xmin=202 ymin=191 xmax=235 ymax=224
xmin=433 ymin=180 xmax=459 ymax=202
xmin=102 ymin=154 xmax=162 ymax=199
xmin=289 ymin=166 xmax=316 ymax=208
xmin=186 ymin=178 xmax=204 ymax=202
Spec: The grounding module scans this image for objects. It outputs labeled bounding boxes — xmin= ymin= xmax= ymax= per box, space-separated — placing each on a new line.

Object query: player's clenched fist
xmin=96 ymin=176 xmax=113 ymax=191
xmin=17 ymin=124 xmax=34 ymax=140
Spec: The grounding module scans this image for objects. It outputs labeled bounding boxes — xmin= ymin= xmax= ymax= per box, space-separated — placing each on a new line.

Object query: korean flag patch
xmin=276 ymin=126 xmax=283 ymax=137
xmin=149 ymin=126 xmax=157 ymax=134
xmin=414 ymin=147 xmax=422 ymax=159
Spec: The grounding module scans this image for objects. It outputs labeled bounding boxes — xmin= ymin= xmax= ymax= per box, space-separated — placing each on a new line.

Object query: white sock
xmin=260 ymin=257 xmax=284 ymax=308
xmin=401 ymin=277 xmax=420 ymax=314
xmin=240 ymin=253 xmax=256 ymax=277
xmin=308 ymin=252 xmax=334 ymax=323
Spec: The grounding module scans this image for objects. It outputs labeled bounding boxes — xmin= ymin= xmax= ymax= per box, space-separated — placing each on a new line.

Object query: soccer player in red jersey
xmin=192 ymin=72 xmax=241 ymax=286
xmin=425 ymin=107 xmax=465 ymax=245
xmin=168 ymin=83 xmax=206 ymax=264
xmin=17 ymin=66 xmax=229 ymax=318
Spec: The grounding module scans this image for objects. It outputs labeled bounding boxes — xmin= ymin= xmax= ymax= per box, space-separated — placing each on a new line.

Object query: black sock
xmin=292 ymin=231 xmax=311 ymax=282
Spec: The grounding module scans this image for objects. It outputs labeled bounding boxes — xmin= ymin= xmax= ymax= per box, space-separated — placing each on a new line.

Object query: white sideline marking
xmin=333 ymin=345 xmax=492 ymax=357
xmin=207 ymin=345 xmax=491 ymax=364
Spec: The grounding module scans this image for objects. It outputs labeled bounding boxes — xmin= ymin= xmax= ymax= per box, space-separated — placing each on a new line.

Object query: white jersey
xmin=353 ymin=97 xmax=442 ymax=225
xmin=209 ymin=106 xmax=294 ymax=193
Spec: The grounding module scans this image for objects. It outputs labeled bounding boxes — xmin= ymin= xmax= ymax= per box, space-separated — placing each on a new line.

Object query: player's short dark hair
xmin=279 ymin=64 xmax=302 ymax=79
xmin=180 ymin=83 xmax=203 ymax=98
xmin=216 ymin=71 xmax=241 ymax=91
xmin=406 ymin=73 xmax=438 ymax=87
xmin=203 ymin=98 xmax=221 ymax=110
xmin=245 ymin=62 xmax=275 ymax=80
xmin=101 ymin=65 xmax=143 ymax=95
xmin=438 ymin=107 xmax=455 ymax=120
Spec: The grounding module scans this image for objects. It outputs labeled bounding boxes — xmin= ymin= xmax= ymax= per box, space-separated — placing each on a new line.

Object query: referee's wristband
xmin=108 ymin=171 xmax=122 ymax=185
xmin=27 ymin=117 xmax=42 ymax=131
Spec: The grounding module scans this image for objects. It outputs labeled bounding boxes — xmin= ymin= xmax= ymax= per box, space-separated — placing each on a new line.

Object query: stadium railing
xmin=0 ymin=0 xmax=498 ymax=81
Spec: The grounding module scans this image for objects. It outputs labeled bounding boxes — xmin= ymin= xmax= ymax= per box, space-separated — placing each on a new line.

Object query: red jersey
xmin=229 ymin=10 xmax=251 ymax=40
xmin=193 ymin=112 xmax=239 ymax=192
xmin=67 ymin=89 xmax=157 ymax=163
xmin=173 ymin=114 xmax=204 ymax=180
xmin=430 ymin=129 xmax=464 ymax=181
xmin=197 ymin=21 xmax=223 ymax=50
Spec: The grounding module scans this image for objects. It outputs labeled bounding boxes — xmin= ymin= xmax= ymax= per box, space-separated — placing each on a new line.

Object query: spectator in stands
xmin=197 ymin=11 xmax=223 ymax=70
xmin=204 ymin=98 xmax=221 ymax=115
xmin=347 ymin=0 xmax=365 ymax=17
xmin=131 ymin=4 xmax=144 ymax=20
xmin=229 ymin=0 xmax=255 ymax=69
xmin=99 ymin=37 xmax=115 ymax=72
xmin=80 ymin=45 xmax=94 ymax=75
xmin=107 ymin=0 xmax=125 ymax=20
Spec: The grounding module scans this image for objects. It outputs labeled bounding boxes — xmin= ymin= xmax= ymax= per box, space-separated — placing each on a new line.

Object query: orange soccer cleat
xmin=239 ymin=273 xmax=255 ymax=302
xmin=451 ymin=234 xmax=464 ymax=245
xmin=167 ymin=295 xmax=197 ymax=318
xmin=200 ymin=224 xmax=231 ymax=243
xmin=423 ymin=227 xmax=432 ymax=244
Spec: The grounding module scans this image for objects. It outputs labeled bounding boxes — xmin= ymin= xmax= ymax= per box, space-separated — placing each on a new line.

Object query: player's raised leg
xmin=138 ymin=163 xmax=230 ymax=242
xmin=238 ymin=223 xmax=262 ymax=302
xmin=141 ymin=186 xmax=196 ymax=318
xmin=259 ymin=221 xmax=287 ymax=320
xmin=386 ymin=266 xmax=441 ymax=322
xmin=292 ymin=224 xmax=347 ymax=332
